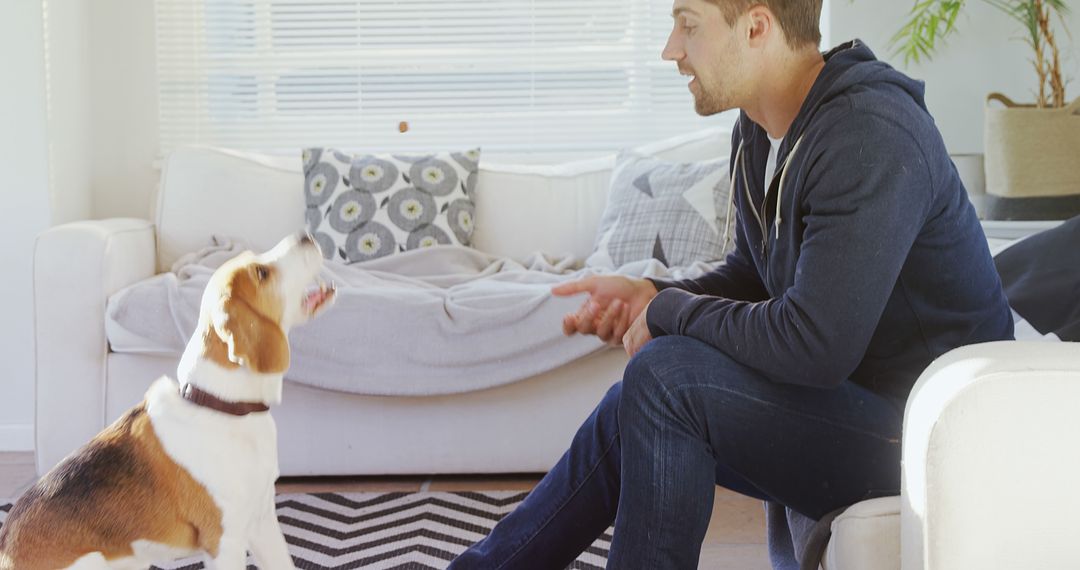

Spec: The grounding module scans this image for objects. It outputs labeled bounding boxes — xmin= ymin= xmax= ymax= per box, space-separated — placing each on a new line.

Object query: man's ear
xmin=746 ymin=5 xmax=772 ymax=45
xmin=211 ymin=294 xmax=290 ymax=374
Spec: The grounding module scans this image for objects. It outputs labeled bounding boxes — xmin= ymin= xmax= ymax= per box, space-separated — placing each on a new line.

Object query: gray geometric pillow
xmin=302 ymin=147 xmax=480 ymax=263
xmin=587 ymin=150 xmax=735 ymax=269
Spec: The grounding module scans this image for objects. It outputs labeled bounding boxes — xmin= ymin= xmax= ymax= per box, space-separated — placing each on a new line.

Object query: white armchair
xmin=901 ymin=340 xmax=1080 ymax=570
xmin=818 ymin=340 xmax=1080 ymax=570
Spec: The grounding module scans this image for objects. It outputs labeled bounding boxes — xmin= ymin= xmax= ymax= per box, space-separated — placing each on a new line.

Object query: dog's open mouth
xmin=303 ymin=280 xmax=336 ymax=314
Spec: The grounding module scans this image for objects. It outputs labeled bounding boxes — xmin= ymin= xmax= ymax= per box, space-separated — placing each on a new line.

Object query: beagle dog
xmin=0 ymin=232 xmax=335 ymax=570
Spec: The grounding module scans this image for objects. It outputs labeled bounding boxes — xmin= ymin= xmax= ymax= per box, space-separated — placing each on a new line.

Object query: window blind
xmin=155 ymin=0 xmax=735 ymax=157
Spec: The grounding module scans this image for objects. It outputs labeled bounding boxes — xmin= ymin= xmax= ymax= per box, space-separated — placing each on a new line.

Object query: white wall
xmin=43 ymin=0 xmax=94 ymax=224
xmin=0 ymin=0 xmax=151 ymax=451
xmin=829 ymin=1 xmax=1080 ymax=155
xmin=0 ymin=0 xmax=52 ymax=450
xmin=86 ymin=0 xmax=160 ymax=220
xmin=40 ymin=0 xmax=159 ymax=223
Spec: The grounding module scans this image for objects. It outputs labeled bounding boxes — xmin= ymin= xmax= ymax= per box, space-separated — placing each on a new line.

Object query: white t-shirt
xmin=764 ymin=135 xmax=784 ymax=191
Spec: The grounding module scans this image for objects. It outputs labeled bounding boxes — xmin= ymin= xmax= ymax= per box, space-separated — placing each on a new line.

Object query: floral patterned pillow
xmin=302 ymin=148 xmax=480 ymax=263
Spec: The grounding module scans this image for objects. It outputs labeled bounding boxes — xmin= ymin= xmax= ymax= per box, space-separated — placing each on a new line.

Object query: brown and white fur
xmin=0 ymin=233 xmax=335 ymax=570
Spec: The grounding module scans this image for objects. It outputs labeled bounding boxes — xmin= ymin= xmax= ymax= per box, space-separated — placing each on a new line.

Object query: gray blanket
xmin=106 ymin=239 xmax=721 ymax=396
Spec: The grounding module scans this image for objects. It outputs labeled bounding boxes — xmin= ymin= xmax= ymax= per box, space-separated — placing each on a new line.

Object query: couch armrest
xmin=33 ymin=218 xmax=156 ymax=475
xmin=901 ymin=341 xmax=1080 ymax=570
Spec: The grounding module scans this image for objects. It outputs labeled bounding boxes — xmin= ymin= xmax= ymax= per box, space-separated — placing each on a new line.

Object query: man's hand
xmin=622 ymin=303 xmax=654 ymax=357
xmin=552 ymin=275 xmax=658 ymax=346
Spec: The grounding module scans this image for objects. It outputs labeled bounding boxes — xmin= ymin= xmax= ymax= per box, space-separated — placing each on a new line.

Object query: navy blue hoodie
xmin=646 ymin=40 xmax=1013 ymax=400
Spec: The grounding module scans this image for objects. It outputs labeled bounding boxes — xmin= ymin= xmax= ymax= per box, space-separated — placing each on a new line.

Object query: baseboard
xmin=0 ymin=424 xmax=34 ymax=451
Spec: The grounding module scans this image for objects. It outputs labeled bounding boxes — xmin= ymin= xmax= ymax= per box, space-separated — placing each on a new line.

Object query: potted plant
xmin=888 ymin=0 xmax=1080 ymax=220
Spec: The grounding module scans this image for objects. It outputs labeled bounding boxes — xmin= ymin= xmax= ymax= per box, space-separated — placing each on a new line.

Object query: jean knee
xmin=620 ymin=336 xmax=764 ymax=424
xmin=620 ymin=339 xmax=681 ymax=421
xmin=623 ymin=336 xmax=705 ymax=395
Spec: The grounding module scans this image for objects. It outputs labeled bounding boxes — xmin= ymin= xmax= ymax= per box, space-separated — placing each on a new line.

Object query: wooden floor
xmin=0 ymin=452 xmax=770 ymax=569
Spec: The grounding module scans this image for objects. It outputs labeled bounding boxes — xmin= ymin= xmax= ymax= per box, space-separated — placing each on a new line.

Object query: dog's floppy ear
xmin=211 ymin=293 xmax=290 ymax=374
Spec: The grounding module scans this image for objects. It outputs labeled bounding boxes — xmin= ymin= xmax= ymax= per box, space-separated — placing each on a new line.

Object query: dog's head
xmin=200 ymin=232 xmax=335 ymax=375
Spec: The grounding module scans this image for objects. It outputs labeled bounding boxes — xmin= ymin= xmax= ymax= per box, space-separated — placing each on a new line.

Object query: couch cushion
xmin=472 ymin=127 xmax=732 ymax=260
xmin=302 ymin=147 xmax=480 ymax=263
xmin=156 ymin=147 xmax=306 ymax=272
xmin=586 ymin=150 xmax=734 ymax=269
xmin=472 ymin=162 xmax=612 ymax=261
xmin=822 ymin=496 xmax=900 ymax=570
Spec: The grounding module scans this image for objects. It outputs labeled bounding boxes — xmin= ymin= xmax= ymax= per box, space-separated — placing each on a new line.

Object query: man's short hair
xmin=712 ymin=0 xmax=823 ymax=48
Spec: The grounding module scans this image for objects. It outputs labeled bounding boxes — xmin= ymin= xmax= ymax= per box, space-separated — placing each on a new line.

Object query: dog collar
xmin=181 ymin=384 xmax=270 ymax=416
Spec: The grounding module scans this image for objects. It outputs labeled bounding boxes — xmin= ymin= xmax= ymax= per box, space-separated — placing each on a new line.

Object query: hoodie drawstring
xmin=774 ymin=135 xmax=804 ymax=239
xmin=723 ymin=141 xmax=745 ymax=249
xmin=731 ymin=134 xmax=806 ymax=247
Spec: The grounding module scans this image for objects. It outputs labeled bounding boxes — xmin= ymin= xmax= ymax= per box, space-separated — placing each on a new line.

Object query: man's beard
xmin=691 ymin=77 xmax=728 ymax=116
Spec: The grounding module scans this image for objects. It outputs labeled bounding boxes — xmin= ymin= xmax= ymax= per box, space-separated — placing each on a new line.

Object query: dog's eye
xmin=255 ymin=265 xmax=270 ymax=281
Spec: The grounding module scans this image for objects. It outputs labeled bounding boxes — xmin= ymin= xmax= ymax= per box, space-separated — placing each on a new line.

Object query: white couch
xmin=33 ymin=128 xmax=732 ymax=478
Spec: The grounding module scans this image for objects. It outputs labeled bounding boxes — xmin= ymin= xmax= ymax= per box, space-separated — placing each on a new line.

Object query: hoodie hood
xmin=742 ymin=40 xmax=928 ymax=154
xmin=790 ymin=40 xmax=927 ymax=142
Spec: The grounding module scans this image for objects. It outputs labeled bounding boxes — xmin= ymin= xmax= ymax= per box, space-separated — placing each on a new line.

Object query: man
xmin=449 ymin=0 xmax=1012 ymax=568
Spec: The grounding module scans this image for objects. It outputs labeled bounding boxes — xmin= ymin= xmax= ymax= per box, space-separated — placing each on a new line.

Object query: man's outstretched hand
xmin=552 ymin=275 xmax=658 ymax=354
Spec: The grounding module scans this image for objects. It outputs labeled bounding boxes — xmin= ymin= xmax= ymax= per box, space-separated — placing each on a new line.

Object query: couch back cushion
xmin=156 ymin=128 xmax=732 ymax=270
xmin=156 ymin=148 xmax=306 ymax=272
xmin=472 ymin=127 xmax=732 ymax=260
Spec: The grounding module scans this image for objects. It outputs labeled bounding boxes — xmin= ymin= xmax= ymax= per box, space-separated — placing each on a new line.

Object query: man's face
xmin=662 ymin=0 xmax=746 ymax=116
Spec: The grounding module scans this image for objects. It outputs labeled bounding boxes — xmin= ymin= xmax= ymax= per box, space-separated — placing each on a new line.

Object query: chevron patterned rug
xmin=0 ymin=491 xmax=612 ymax=569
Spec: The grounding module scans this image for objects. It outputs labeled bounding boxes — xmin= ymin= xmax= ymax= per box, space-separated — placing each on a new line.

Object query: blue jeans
xmin=448 ymin=336 xmax=904 ymax=569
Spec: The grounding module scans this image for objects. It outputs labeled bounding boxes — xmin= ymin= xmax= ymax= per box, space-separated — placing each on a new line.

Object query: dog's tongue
xmin=304 ymin=283 xmax=335 ymax=311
